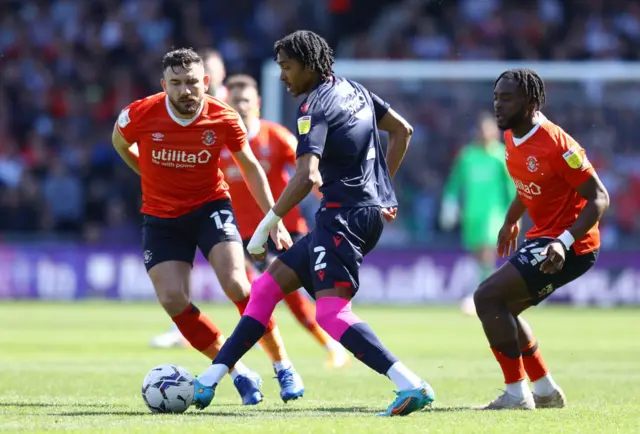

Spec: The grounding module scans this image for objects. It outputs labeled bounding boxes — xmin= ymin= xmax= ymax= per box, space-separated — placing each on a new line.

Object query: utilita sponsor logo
xmin=151 ymin=149 xmax=211 ymax=168
xmin=513 ymin=178 xmax=542 ymax=199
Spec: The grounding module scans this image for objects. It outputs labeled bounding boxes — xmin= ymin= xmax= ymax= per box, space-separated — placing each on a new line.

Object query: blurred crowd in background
xmin=1 ymin=0 xmax=639 ymax=249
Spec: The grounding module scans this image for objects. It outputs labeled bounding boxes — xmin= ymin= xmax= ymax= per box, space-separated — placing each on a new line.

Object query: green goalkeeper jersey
xmin=442 ymin=140 xmax=515 ymax=249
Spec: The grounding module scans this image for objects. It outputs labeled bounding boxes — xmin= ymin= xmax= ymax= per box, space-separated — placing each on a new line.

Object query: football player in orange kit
xmin=474 ymin=69 xmax=609 ymax=410
xmin=112 ymin=48 xmax=304 ymax=404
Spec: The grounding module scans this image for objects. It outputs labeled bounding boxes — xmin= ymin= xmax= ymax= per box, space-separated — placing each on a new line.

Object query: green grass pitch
xmin=0 ymin=302 xmax=638 ymax=433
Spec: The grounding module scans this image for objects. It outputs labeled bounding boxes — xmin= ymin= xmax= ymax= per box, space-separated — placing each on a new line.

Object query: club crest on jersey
xmin=562 ymin=147 xmax=584 ymax=169
xmin=526 ymin=155 xmax=539 ymax=172
xmin=201 ymin=130 xmax=216 ymax=146
xmin=297 ymin=116 xmax=311 ymax=135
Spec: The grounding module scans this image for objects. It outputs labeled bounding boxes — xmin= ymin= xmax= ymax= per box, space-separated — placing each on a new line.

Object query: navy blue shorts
xmin=509 ymin=237 xmax=599 ymax=305
xmin=278 ymin=206 xmax=384 ymax=298
xmin=141 ymin=199 xmax=242 ymax=271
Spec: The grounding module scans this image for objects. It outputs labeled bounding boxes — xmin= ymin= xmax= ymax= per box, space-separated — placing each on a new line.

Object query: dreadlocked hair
xmin=494 ymin=68 xmax=546 ymax=109
xmin=274 ymin=30 xmax=334 ymax=79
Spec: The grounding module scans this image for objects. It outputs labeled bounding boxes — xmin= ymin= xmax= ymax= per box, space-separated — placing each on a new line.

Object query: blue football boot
xmin=377 ymin=381 xmax=435 ymax=417
xmin=234 ymin=371 xmax=264 ymax=405
xmin=192 ymin=378 xmax=216 ymax=410
xmin=275 ymin=367 xmax=304 ymax=403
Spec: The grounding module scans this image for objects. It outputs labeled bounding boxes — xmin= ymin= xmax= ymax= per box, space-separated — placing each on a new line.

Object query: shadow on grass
xmin=46 ymin=407 xmax=373 ymax=418
xmin=43 ymin=405 xmax=474 ymax=417
xmin=427 ymin=406 xmax=475 ymax=413
xmin=48 ymin=410 xmax=255 ymax=417
xmin=253 ymin=406 xmax=374 ymax=414
xmin=0 ymin=402 xmax=121 ymax=408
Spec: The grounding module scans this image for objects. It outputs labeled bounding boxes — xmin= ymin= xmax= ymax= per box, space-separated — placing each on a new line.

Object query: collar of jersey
xmin=165 ymin=95 xmax=205 ymax=127
xmin=309 ymin=75 xmax=335 ymax=93
xmin=512 ymin=111 xmax=547 ymax=147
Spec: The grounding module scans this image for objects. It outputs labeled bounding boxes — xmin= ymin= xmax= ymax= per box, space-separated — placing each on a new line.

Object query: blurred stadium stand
xmin=0 ymin=0 xmax=639 ymax=250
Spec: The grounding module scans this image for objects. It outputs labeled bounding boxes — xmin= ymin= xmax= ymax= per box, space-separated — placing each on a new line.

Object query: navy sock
xmin=339 ymin=322 xmax=398 ymax=375
xmin=212 ymin=316 xmax=266 ymax=368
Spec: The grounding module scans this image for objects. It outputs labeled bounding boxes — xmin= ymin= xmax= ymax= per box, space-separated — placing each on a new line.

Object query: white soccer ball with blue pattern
xmin=141 ymin=364 xmax=194 ymax=413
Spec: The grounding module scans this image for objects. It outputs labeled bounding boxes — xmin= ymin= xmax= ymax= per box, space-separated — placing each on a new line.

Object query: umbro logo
xmin=152 ymin=133 xmax=164 ymax=142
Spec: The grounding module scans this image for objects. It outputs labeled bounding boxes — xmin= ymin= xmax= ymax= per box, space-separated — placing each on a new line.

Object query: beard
xmin=169 ymin=95 xmax=201 ymax=116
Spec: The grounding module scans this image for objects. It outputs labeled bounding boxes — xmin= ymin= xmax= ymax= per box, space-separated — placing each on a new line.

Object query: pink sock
xmin=243 ymin=272 xmax=284 ymax=327
xmin=315 ymin=296 xmax=363 ymax=341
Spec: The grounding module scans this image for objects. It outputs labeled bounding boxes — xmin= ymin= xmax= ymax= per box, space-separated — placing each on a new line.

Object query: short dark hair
xmin=226 ymin=74 xmax=259 ymax=92
xmin=274 ymin=30 xmax=334 ymax=78
xmin=494 ymin=68 xmax=547 ymax=109
xmin=162 ymin=48 xmax=203 ymax=73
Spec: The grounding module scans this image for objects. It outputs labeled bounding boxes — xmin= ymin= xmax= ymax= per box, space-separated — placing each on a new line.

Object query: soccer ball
xmin=141 ymin=364 xmax=194 ymax=413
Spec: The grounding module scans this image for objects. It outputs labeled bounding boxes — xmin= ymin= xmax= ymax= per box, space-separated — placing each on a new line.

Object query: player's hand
xmin=497 ymin=221 xmax=520 ymax=258
xmin=539 ymin=240 xmax=566 ymax=274
xmin=269 ymin=221 xmax=292 ymax=251
xmin=381 ymin=207 xmax=397 ymax=222
xmin=247 ymin=229 xmax=270 ymax=263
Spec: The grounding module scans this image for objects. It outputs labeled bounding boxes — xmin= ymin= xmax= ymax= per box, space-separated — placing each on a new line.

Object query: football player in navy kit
xmin=192 ymin=31 xmax=435 ymax=417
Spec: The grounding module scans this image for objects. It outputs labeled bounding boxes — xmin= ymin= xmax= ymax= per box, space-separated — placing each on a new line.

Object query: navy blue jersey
xmin=295 ymin=76 xmax=397 ymax=209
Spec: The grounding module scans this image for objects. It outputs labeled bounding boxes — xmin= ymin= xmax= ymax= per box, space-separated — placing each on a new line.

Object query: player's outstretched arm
xmin=111 ymin=127 xmax=141 ymax=175
xmin=231 ymin=145 xmax=276 ymax=213
xmin=539 ymin=172 xmax=609 ymax=274
xmin=273 ymin=153 xmax=321 ymax=218
xmin=377 ymin=108 xmax=413 ymax=179
xmin=566 ymin=173 xmax=610 ymax=243
xmin=246 ymin=152 xmax=319 ymax=258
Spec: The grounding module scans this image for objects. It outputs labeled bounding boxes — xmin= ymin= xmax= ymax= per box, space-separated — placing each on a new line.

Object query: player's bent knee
xmin=315 ymin=307 xmax=334 ymax=332
xmin=315 ymin=297 xmax=360 ymax=340
xmin=473 ymin=279 xmax=502 ymax=313
xmin=147 ymin=261 xmax=192 ymax=316
xmin=155 ymin=287 xmax=190 ymax=317
xmin=265 ymin=259 xmax=302 ymax=294
xmin=223 ymin=278 xmax=250 ymax=302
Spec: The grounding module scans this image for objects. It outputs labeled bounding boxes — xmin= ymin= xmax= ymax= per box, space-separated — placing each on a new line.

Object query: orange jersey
xmin=220 ymin=118 xmax=308 ymax=239
xmin=116 ymin=92 xmax=246 ymax=218
xmin=504 ymin=113 xmax=599 ymax=254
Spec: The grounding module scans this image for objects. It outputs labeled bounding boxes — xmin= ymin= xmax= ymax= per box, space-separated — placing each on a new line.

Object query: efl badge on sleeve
xmin=562 ymin=147 xmax=584 ymax=169
xmin=297 ymin=116 xmax=311 ymax=135
xmin=117 ymin=109 xmax=131 ymax=128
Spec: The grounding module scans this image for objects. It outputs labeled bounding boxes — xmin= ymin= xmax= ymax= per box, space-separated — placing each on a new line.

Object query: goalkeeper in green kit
xmin=440 ymin=113 xmax=515 ymax=315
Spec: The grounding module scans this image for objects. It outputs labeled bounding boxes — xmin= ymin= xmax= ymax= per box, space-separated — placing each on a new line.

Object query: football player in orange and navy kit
xmin=111 ymin=48 xmax=304 ymax=405
xmin=473 ymin=69 xmax=610 ymax=410
xmin=149 ymin=48 xmax=231 ymax=350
